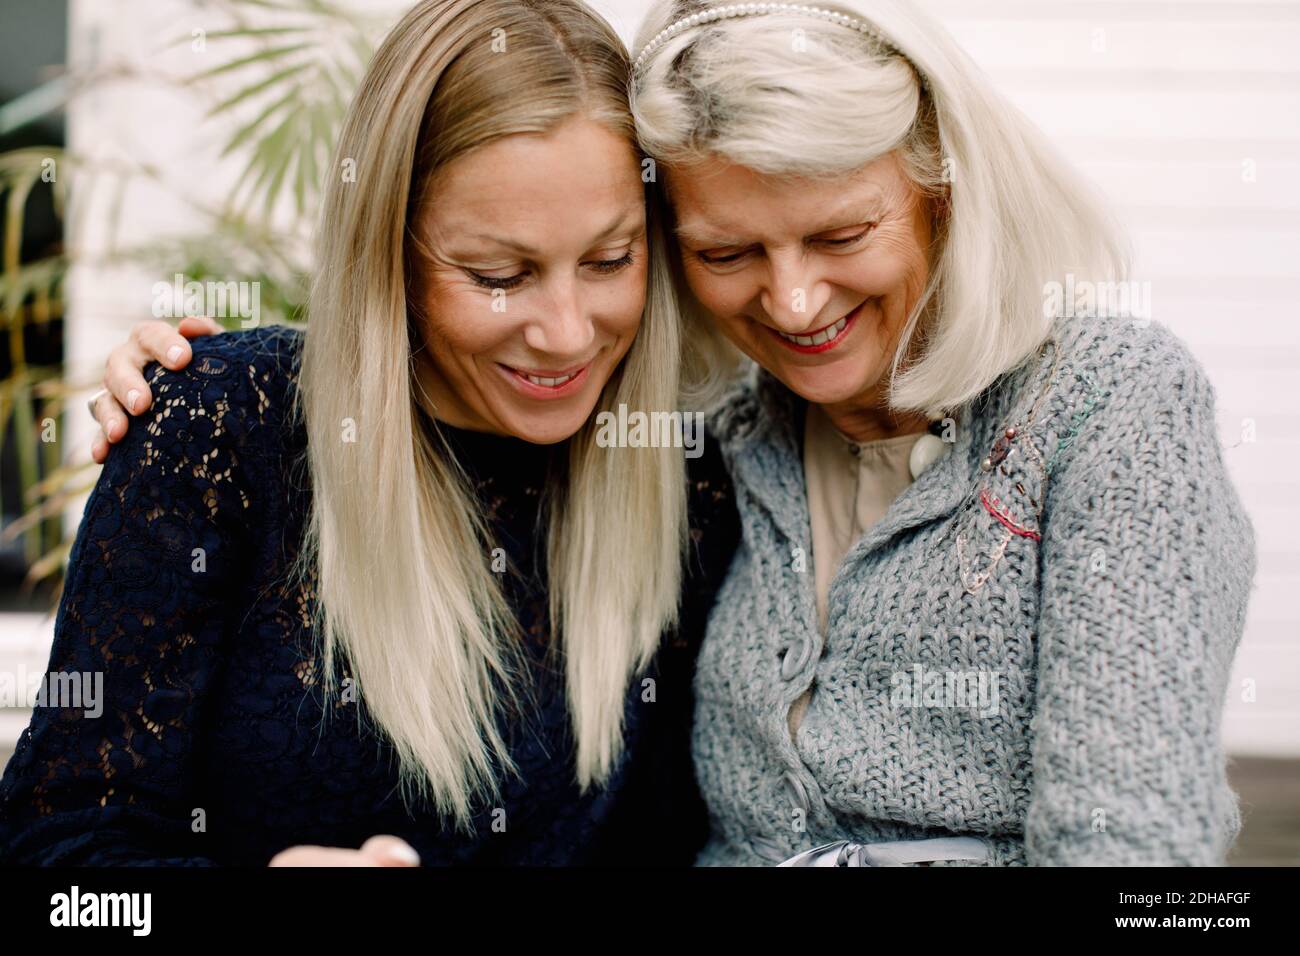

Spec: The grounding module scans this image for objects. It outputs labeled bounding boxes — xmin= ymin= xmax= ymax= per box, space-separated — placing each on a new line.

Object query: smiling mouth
xmin=767 ymin=302 xmax=864 ymax=354
xmin=512 ymin=368 xmax=581 ymax=387
xmin=497 ymin=361 xmax=592 ymax=396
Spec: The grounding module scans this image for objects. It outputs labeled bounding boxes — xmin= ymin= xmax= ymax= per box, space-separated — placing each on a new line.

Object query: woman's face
xmin=666 ymin=151 xmax=934 ymax=414
xmin=410 ymin=115 xmax=647 ymax=444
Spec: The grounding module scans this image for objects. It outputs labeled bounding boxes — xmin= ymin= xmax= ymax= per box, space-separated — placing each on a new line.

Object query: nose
xmin=523 ymin=275 xmax=596 ymax=357
xmin=759 ymin=249 xmax=832 ymax=334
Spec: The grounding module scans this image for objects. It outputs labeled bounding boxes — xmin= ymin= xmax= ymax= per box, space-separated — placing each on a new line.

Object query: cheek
xmin=582 ymin=261 xmax=651 ymax=364
xmin=681 ymin=259 xmax=750 ymax=325
xmin=607 ymin=260 xmax=651 ymax=335
xmin=854 ymin=229 xmax=929 ymax=300
xmin=418 ymin=276 xmax=513 ymax=359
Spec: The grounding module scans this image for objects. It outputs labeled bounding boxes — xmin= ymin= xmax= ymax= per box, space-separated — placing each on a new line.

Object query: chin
xmin=501 ymin=414 xmax=585 ymax=445
xmin=766 ymin=359 xmax=871 ymax=407
xmin=507 ymin=395 xmax=603 ymax=444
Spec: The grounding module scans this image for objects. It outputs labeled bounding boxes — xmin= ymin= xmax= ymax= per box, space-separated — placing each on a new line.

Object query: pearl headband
xmin=632 ymin=2 xmax=923 ymax=86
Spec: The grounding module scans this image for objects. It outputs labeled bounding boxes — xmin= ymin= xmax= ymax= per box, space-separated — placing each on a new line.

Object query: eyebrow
xmin=674 ymin=202 xmax=884 ymax=248
xmin=463 ymin=204 xmax=644 ymax=256
xmin=672 ymin=223 xmax=745 ymax=247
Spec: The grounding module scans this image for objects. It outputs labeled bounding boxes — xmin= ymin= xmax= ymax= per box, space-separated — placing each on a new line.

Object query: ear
xmin=931 ymin=184 xmax=952 ymax=221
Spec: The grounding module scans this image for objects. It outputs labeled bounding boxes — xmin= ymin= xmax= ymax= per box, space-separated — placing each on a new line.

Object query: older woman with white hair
xmin=627 ymin=0 xmax=1256 ymax=866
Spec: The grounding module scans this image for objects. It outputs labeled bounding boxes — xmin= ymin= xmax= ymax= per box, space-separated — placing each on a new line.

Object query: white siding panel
xmin=1005 ymin=90 xmax=1300 ymax=140
xmin=950 ymin=20 xmax=1300 ymax=73
xmin=1077 ymin=163 xmax=1300 ymax=212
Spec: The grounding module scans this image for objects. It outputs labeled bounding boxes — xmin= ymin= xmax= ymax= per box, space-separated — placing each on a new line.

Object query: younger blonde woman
xmin=0 ymin=0 xmax=737 ymax=866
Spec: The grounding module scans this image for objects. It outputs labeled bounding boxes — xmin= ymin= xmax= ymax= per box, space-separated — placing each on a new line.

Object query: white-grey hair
xmin=631 ymin=0 xmax=1131 ymax=416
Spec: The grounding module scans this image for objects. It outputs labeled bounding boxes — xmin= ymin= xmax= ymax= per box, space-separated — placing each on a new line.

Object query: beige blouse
xmin=788 ymin=402 xmax=923 ymax=739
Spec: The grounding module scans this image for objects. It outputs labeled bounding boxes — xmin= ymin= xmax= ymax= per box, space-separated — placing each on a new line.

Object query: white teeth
xmin=778 ymin=315 xmax=849 ymax=347
xmin=523 ymin=370 xmax=577 ymax=387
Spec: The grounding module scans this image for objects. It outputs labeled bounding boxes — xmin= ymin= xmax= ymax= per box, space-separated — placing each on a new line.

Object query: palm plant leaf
xmin=187 ymin=0 xmax=377 ymax=218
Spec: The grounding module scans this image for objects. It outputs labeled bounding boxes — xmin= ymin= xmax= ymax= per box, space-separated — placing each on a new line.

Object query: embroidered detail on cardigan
xmin=979 ymin=489 xmax=1042 ymax=541
xmin=957 ymin=524 xmax=1013 ymax=592
xmin=1020 ymin=431 xmax=1048 ymax=481
xmin=1046 ymin=374 xmax=1108 ymax=475
xmin=954 ymin=334 xmax=1101 ymax=594
xmin=955 ymin=344 xmax=1062 ymax=594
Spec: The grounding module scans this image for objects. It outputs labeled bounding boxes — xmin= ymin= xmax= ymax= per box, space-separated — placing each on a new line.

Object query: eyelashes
xmin=587 ymin=250 xmax=636 ymax=274
xmin=696 ymin=249 xmax=748 ymax=265
xmin=821 ymin=228 xmax=874 ymax=247
xmin=466 ymin=250 xmax=636 ymax=290
xmin=694 ymin=225 xmax=877 ymax=266
xmin=468 ymin=271 xmax=527 ymax=291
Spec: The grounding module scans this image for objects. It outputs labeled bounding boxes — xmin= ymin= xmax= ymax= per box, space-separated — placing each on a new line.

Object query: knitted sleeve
xmin=0 ymin=331 xmax=285 ymax=865
xmin=1025 ymin=323 xmax=1257 ymax=865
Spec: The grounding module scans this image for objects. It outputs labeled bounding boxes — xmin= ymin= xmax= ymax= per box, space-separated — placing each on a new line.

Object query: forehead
xmin=666 ymin=152 xmax=911 ymax=242
xmin=419 ymin=117 xmax=645 ymax=242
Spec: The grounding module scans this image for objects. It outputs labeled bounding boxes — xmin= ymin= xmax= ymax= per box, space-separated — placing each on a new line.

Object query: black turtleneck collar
xmin=434 ymin=421 xmax=564 ymax=486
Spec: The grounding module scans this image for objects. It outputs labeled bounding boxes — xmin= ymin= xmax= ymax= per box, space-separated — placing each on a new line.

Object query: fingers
xmin=91 ymin=318 xmax=224 ymax=460
xmin=177 ymin=315 xmax=222 ymax=338
xmin=103 ymin=320 xmax=202 ymax=424
xmin=359 ymin=835 xmax=421 ymax=867
xmin=90 ymin=389 xmax=129 ymax=445
xmin=268 ymin=846 xmax=381 ymax=867
xmin=266 ymin=837 xmax=421 ymax=867
xmin=102 ymin=342 xmax=155 ymax=422
xmin=91 ymin=428 xmax=109 ymax=465
xmin=134 ymin=318 xmax=200 ymax=373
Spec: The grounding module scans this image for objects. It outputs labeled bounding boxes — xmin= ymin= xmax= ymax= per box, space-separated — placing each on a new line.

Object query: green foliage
xmin=0 ymin=0 xmax=386 ymax=593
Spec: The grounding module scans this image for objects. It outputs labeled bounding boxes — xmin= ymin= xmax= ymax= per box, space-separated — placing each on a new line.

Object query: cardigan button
xmin=908 ymin=432 xmax=949 ymax=480
xmin=780 ymin=637 xmax=812 ymax=680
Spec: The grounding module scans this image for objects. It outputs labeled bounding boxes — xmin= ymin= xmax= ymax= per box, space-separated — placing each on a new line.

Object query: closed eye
xmin=695 ymin=247 xmax=755 ymax=265
xmin=467 ymin=270 xmax=528 ymax=290
xmin=587 ymin=250 xmax=635 ymax=274
xmin=816 ymin=225 xmax=875 ymax=248
xmin=693 ymin=225 xmax=875 ymax=265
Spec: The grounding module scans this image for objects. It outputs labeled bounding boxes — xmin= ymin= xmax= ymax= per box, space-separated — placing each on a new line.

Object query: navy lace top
xmin=0 ymin=326 xmax=739 ymax=866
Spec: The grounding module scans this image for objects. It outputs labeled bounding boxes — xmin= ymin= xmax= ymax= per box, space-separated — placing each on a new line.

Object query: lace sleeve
xmin=0 ymin=353 xmax=269 ymax=865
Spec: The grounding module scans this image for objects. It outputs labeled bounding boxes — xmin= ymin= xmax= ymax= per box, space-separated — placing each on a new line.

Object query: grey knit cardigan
xmin=693 ymin=312 xmax=1257 ymax=866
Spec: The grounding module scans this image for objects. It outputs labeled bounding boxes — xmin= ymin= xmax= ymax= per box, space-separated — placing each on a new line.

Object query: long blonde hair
xmin=293 ymin=0 xmax=686 ymax=830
